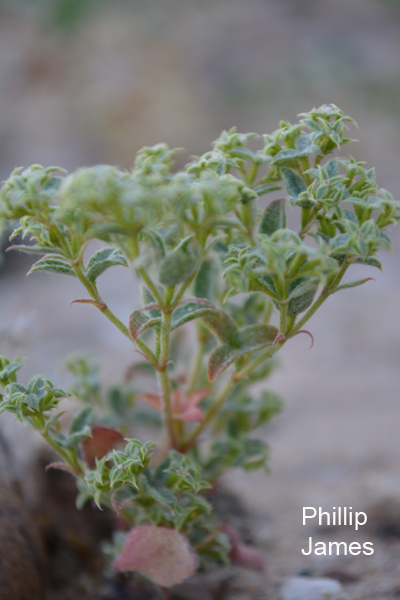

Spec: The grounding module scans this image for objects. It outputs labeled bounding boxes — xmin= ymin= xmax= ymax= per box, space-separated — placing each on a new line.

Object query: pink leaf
xmin=175 ymin=405 xmax=204 ymax=423
xmin=71 ymin=298 xmax=107 ymax=310
xmin=45 ymin=462 xmax=79 ymax=475
xmin=223 ymin=525 xmax=265 ymax=572
xmin=113 ymin=525 xmax=199 ymax=588
xmin=186 ymin=388 xmax=213 ymax=407
xmin=81 ymin=426 xmax=124 ymax=468
xmin=138 ymin=393 xmax=162 ymax=412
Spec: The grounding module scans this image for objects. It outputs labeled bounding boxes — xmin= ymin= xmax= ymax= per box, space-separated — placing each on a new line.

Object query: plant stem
xmin=289 ymin=259 xmax=352 ymax=337
xmin=157 ymin=311 xmax=179 ymax=449
xmin=72 ymin=264 xmax=157 ymax=364
xmin=41 ymin=430 xmax=81 ymax=473
xmin=137 ymin=267 xmax=165 ymax=308
xmin=172 ymin=271 xmax=197 ymax=306
xmin=183 ymin=377 xmax=235 ymax=450
xmin=236 ymin=342 xmax=282 ymax=380
xmin=186 ymin=339 xmax=205 ymax=394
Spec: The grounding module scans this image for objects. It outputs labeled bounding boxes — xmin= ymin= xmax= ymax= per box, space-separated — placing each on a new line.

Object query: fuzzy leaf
xmin=69 ymin=407 xmax=93 ymax=436
xmin=158 ymin=236 xmax=200 ymax=286
xmin=271 ymin=146 xmax=319 ymax=165
xmin=207 ymin=324 xmax=278 ymax=381
xmin=259 ymin=199 xmax=286 ymax=236
xmin=335 ymin=277 xmax=373 ymax=292
xmin=200 ymin=310 xmax=239 ymax=346
xmin=113 ymin=525 xmax=198 ymax=587
xmin=129 ymin=310 xmax=161 ymax=341
xmin=171 ymin=302 xmax=213 ymax=330
xmin=253 ymin=183 xmax=282 ymax=197
xmin=207 ymin=344 xmax=238 ymax=382
xmin=354 ymin=256 xmax=382 ymax=270
xmin=7 ymin=244 xmax=64 ymax=256
xmin=0 ymin=357 xmax=23 ymax=386
xmin=193 ymin=257 xmax=219 ymax=301
xmin=171 ymin=303 xmax=239 ymax=346
xmin=28 ymin=256 xmax=76 ymax=277
xmin=282 ymin=168 xmax=306 ymax=200
xmin=86 ymin=247 xmax=128 ymax=283
xmin=287 ymin=278 xmax=318 ymax=316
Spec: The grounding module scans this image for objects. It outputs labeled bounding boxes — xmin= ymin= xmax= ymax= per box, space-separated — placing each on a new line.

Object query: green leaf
xmin=28 ymin=256 xmax=76 ymax=277
xmin=259 ymin=199 xmax=286 ymax=236
xmin=207 ymin=345 xmax=238 ymax=382
xmin=193 ymin=257 xmax=219 ymax=301
xmin=207 ymin=323 xmax=278 ymax=381
xmin=200 ymin=309 xmax=239 ymax=346
xmin=86 ymin=247 xmax=128 ymax=283
xmin=0 ymin=357 xmax=23 ymax=386
xmin=287 ymin=278 xmax=318 ymax=316
xmin=335 ymin=278 xmax=374 ymax=293
xmin=354 ymin=256 xmax=382 ymax=270
xmin=7 ymin=244 xmax=65 ymax=256
xmin=253 ymin=183 xmax=282 ymax=197
xmin=158 ymin=236 xmax=200 ymax=286
xmin=129 ymin=310 xmax=161 ymax=341
xmin=69 ymin=406 xmax=93 ymax=436
xmin=282 ymin=168 xmax=306 ymax=200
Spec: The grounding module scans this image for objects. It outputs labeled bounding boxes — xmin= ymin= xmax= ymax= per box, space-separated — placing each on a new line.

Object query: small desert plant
xmin=0 ymin=104 xmax=398 ymax=589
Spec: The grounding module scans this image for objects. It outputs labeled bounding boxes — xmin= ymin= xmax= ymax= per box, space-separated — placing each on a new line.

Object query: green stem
xmin=289 ymin=260 xmax=352 ymax=337
xmin=137 ymin=267 xmax=165 ymax=308
xmin=157 ymin=311 xmax=179 ymax=449
xmin=186 ymin=339 xmax=205 ymax=394
xmin=72 ymin=264 xmax=157 ymax=364
xmin=172 ymin=271 xmax=197 ymax=306
xmin=183 ymin=377 xmax=235 ymax=450
xmin=279 ymin=281 xmax=289 ymax=335
xmin=236 ymin=342 xmax=282 ymax=380
xmin=41 ymin=430 xmax=81 ymax=473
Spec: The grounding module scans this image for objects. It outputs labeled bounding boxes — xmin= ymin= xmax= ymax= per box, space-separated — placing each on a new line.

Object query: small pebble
xmin=281 ymin=577 xmax=346 ymax=600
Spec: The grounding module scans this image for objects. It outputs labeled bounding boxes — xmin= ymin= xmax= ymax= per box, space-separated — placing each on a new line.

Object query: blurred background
xmin=1 ymin=0 xmax=400 ymax=591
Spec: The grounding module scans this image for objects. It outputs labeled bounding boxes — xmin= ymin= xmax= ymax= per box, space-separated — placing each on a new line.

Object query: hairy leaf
xmin=207 ymin=324 xmax=278 ymax=381
xmin=7 ymin=244 xmax=65 ymax=256
xmin=113 ymin=525 xmax=198 ymax=587
xmin=259 ymin=199 xmax=286 ymax=236
xmin=193 ymin=257 xmax=219 ymax=301
xmin=158 ymin=236 xmax=200 ymax=286
xmin=28 ymin=256 xmax=76 ymax=277
xmin=86 ymin=247 xmax=128 ymax=282
xmin=129 ymin=310 xmax=161 ymax=341
xmin=282 ymin=168 xmax=306 ymax=200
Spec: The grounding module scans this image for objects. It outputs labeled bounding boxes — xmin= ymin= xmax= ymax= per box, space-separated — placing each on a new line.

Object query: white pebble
xmin=281 ymin=577 xmax=346 ymax=600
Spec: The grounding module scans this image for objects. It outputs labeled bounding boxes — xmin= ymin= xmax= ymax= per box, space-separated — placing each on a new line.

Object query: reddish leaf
xmin=113 ymin=525 xmax=199 ymax=588
xmin=129 ymin=310 xmax=161 ymax=341
xmin=45 ymin=462 xmax=79 ymax=475
xmin=138 ymin=393 xmax=162 ymax=411
xmin=138 ymin=388 xmax=211 ymax=423
xmin=71 ymin=298 xmax=107 ymax=310
xmin=223 ymin=525 xmax=265 ymax=572
xmin=81 ymin=426 xmax=124 ymax=468
xmin=175 ymin=405 xmax=204 ymax=423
